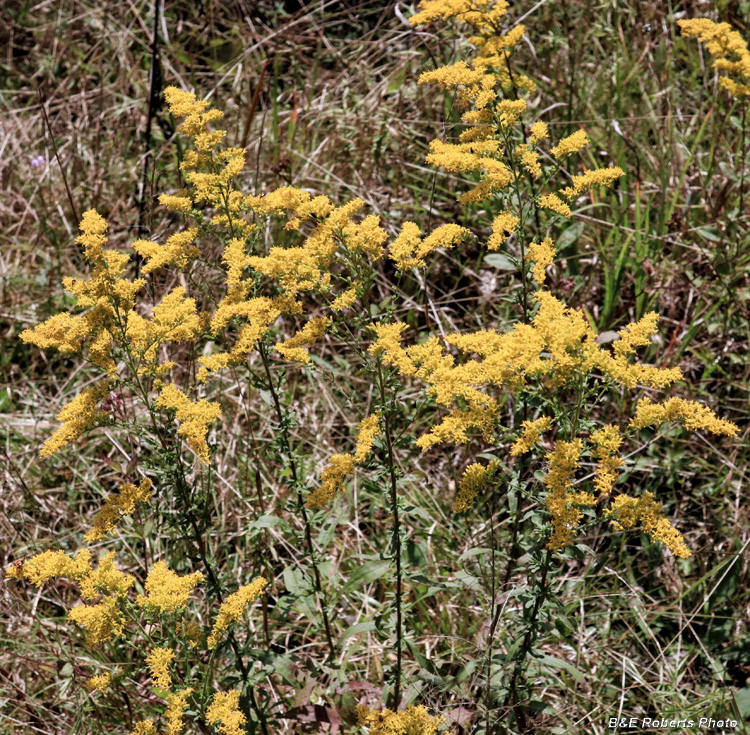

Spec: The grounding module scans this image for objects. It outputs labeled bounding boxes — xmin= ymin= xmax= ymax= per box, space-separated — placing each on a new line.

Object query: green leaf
xmin=251 ymin=514 xmax=285 ymax=530
xmin=387 ymin=68 xmax=407 ymax=93
xmin=695 ymin=226 xmax=722 ymax=242
xmin=344 ymin=559 xmax=391 ymax=592
xmin=556 ymin=220 xmax=584 ymax=250
xmin=537 ymin=655 xmax=585 ymax=684
xmin=731 ymin=688 xmax=750 ymax=720
xmin=458 ymin=547 xmax=491 ymax=563
xmin=340 ymin=620 xmax=377 ymax=641
xmin=282 ymin=566 xmax=310 ymax=596
xmin=484 ymin=253 xmax=516 ymax=271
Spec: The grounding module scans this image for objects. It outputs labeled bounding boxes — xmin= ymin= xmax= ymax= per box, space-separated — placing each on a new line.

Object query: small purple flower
xmin=30 ymin=155 xmax=45 ymax=169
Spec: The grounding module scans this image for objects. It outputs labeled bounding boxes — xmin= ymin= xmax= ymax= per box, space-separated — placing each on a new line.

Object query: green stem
xmin=257 ymin=342 xmax=336 ymax=660
xmin=112 ymin=308 xmax=269 ymax=735
xmin=376 ymin=358 xmax=403 ymax=710
xmin=503 ymin=548 xmax=553 ymax=733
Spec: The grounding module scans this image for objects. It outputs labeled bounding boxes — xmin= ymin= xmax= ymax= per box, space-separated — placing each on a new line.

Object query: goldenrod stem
xmin=257 ymin=342 xmax=336 ymax=660
xmin=377 ymin=358 xmax=403 ymax=710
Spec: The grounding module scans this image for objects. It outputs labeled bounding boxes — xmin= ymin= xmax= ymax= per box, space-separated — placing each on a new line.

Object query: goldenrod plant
xmin=5 ymin=1 xmax=744 ymax=734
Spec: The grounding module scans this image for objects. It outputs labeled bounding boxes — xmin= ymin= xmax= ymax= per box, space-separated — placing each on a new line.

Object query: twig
xmin=240 ymin=59 xmax=269 ymax=150
xmin=38 ymin=86 xmax=79 ymax=226
xmin=135 ymin=0 xmax=164 ymax=278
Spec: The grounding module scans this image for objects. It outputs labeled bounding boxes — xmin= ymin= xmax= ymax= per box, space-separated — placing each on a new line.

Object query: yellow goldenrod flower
xmin=354 ymin=412 xmax=382 ymax=463
xmin=630 ymin=397 xmax=738 ymax=436
xmin=331 ymin=288 xmax=357 ymax=311
xmin=602 ymin=313 xmax=683 ymax=389
xmin=295 ymin=193 xmax=335 ymax=221
xmin=14 ymin=548 xmax=91 ymax=587
xmin=389 ymin=222 xmax=422 ymax=271
xmin=85 ymin=478 xmax=153 ymax=542
xmin=164 ymin=687 xmax=194 ymax=735
xmin=515 ymin=143 xmax=541 ymax=177
xmin=146 ymin=647 xmax=175 ymax=691
xmin=158 ymin=194 xmax=193 ymax=212
xmin=304 ymin=413 xmax=380 ymax=508
xmin=454 ymin=460 xmax=501 ymax=512
xmin=86 ymin=672 xmax=111 ymax=693
xmin=679 ymin=19 xmax=750 ymax=98
xmin=342 ymin=214 xmax=388 ymax=259
xmin=527 ymin=238 xmax=556 ymax=284
xmin=137 ymin=561 xmax=204 ymax=614
xmin=19 ymin=312 xmax=89 ymax=355
xmin=246 ymin=247 xmax=325 ymax=296
xmin=425 ymin=139 xmax=512 ymax=204
xmin=476 ymin=23 xmax=526 ymax=55
xmin=416 ymin=404 xmax=498 ymax=450
xmin=418 ymin=60 xmax=486 ymax=87
xmin=607 ymin=492 xmax=691 ymax=558
xmin=132 ymin=228 xmax=199 ymax=275
xmin=356 ymin=704 xmax=444 ymax=735
xmin=207 ymin=576 xmax=268 ymax=648
xmin=590 ymin=425 xmax=624 ymax=497
xmin=411 ymin=0 xmax=511 ymax=39
xmin=390 ymin=222 xmax=470 ymax=271
xmin=529 ymin=120 xmax=549 ymax=143
xmin=511 ymin=416 xmax=552 ymax=456
xmin=538 ymin=193 xmax=572 ymax=218
xmin=275 ymin=316 xmax=330 ymax=364
xmin=40 ymin=381 xmax=110 ymax=457
xmin=16 ymin=548 xmax=133 ymax=601
xmin=203 ymin=296 xmax=282 ymax=378
xmin=62 ymin=244 xmax=143 ymax=311
xmin=497 ymin=99 xmax=527 ymax=130
xmin=165 ymin=86 xmax=224 ymax=136
xmin=206 ymin=690 xmax=247 ymax=735
xmin=126 ymin=287 xmax=202 ymax=362
xmin=564 ymin=167 xmax=626 ymax=198
xmin=544 ymin=439 xmax=592 ymax=552
xmin=368 ymin=322 xmax=416 ymax=376
xmin=245 ymin=185 xmax=313 ymax=215
xmin=614 ymin=312 xmax=659 ymax=356
xmin=130 ymin=722 xmax=157 ymax=735
xmin=155 ymin=384 xmax=221 ymax=464
xmin=4 ymin=561 xmax=24 ymax=580
xmin=68 ymin=597 xmax=125 ymax=645
xmin=550 ymin=129 xmax=589 ymax=158
xmin=488 ymin=211 xmax=519 ymax=251
xmin=221 ymin=237 xmax=253 ymax=294
xmin=305 ymin=453 xmax=356 ymax=508
xmin=75 ymin=209 xmax=109 ymax=260
xmin=460 ymin=122 xmax=495 ymax=143
xmin=78 ymin=551 xmax=135 ymax=600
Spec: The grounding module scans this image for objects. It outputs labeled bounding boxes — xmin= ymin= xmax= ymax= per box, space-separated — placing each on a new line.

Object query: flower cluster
xmin=85 ymin=478 xmax=153 ymax=542
xmin=154 ymin=384 xmax=221 ymax=464
xmin=146 ymin=647 xmax=175 ymax=690
xmin=356 ymin=704 xmax=444 ymax=735
xmin=454 ymin=460 xmax=501 ymax=512
xmin=679 ymin=18 xmax=750 ymax=97
xmin=366 ymin=3 xmax=740 ymax=559
xmin=207 ymin=576 xmax=268 ymax=648
xmin=206 ymin=690 xmax=247 ymax=735
xmin=137 ymin=561 xmax=204 ymax=614
xmin=306 ymin=412 xmax=383 ymax=508
xmin=7 ymin=549 xmax=134 ymax=643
